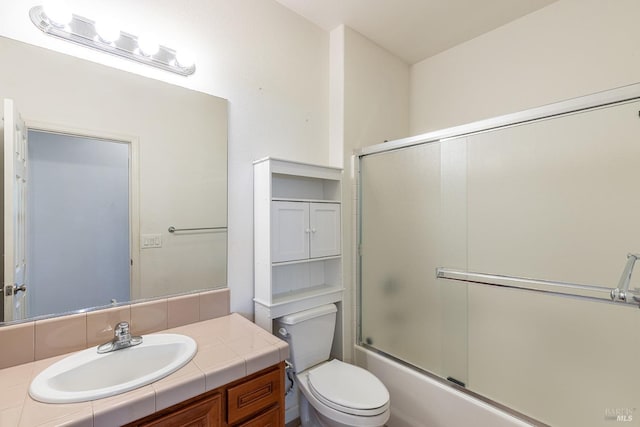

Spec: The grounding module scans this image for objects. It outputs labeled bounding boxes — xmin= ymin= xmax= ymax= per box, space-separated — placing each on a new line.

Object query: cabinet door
xmin=309 ymin=203 xmax=341 ymax=258
xmin=271 ymin=201 xmax=309 ymax=263
xmin=138 ymin=393 xmax=221 ymax=427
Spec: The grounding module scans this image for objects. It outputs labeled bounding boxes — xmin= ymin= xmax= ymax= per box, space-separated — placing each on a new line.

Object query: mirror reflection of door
xmin=25 ymin=129 xmax=131 ymax=319
xmin=2 ymin=96 xmax=133 ymax=322
xmin=2 ymin=98 xmax=28 ymax=322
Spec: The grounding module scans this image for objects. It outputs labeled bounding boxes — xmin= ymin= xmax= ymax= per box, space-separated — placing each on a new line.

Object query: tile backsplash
xmin=0 ymin=288 xmax=230 ymax=369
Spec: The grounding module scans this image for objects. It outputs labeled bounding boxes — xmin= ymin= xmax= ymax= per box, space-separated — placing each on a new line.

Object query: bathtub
xmin=354 ymin=346 xmax=537 ymax=427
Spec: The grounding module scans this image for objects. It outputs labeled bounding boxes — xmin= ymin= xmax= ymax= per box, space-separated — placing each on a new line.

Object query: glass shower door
xmin=358 ymin=139 xmax=468 ymax=384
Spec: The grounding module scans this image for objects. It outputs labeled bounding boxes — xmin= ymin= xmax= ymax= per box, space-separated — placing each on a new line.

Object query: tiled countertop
xmin=0 ymin=314 xmax=289 ymax=427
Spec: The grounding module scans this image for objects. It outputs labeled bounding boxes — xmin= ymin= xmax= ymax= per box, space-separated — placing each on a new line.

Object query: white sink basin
xmin=29 ymin=333 xmax=197 ymax=403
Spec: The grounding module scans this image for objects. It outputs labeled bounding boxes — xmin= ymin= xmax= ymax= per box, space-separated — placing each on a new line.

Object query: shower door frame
xmin=354 ymin=82 xmax=640 ymax=426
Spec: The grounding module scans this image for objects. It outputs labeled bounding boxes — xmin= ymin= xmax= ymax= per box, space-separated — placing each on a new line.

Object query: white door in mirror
xmin=29 ymin=334 xmax=197 ymax=403
xmin=3 ymin=98 xmax=29 ymax=322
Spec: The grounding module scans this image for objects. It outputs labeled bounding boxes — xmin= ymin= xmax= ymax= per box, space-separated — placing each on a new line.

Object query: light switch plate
xmin=141 ymin=234 xmax=162 ymax=248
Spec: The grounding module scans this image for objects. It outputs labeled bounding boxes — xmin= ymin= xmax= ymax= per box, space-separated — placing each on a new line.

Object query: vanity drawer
xmin=227 ymin=368 xmax=281 ymax=425
xmin=236 ymin=405 xmax=280 ymax=427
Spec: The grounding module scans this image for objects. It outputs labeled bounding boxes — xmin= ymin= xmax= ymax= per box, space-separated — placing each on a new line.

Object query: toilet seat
xmin=306 ymin=360 xmax=389 ymax=416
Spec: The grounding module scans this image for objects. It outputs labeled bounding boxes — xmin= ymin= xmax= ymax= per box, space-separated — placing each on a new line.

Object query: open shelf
xmin=272 ymin=197 xmax=341 ymax=204
xmin=272 ymin=173 xmax=341 ymax=202
xmin=255 ymin=284 xmax=344 ymax=319
xmin=272 ymin=283 xmax=343 ymax=305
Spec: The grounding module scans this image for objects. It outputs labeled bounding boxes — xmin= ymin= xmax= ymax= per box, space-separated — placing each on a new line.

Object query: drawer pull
xmin=238 ymin=384 xmax=274 ymax=408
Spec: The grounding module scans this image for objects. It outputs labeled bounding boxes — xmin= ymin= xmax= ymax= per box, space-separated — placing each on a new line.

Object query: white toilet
xmin=276 ymin=304 xmax=390 ymax=427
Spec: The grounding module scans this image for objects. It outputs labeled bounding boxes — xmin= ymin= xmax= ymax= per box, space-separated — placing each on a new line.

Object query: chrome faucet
xmin=97 ymin=321 xmax=143 ymax=354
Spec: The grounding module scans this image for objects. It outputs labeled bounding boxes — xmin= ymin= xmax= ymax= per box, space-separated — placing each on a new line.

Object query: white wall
xmin=331 ymin=25 xmax=410 ymax=361
xmin=343 ymin=27 xmax=410 ymax=151
xmin=0 ymin=0 xmax=330 ymax=317
xmin=410 ymin=0 xmax=640 ymax=134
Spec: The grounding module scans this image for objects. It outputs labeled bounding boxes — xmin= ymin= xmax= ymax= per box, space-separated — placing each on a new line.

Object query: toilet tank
xmin=275 ymin=304 xmax=337 ymax=373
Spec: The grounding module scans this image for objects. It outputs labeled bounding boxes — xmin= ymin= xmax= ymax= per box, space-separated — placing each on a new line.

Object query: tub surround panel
xmin=0 ymin=311 xmax=287 ymax=426
xmin=0 ymin=288 xmax=230 ymax=369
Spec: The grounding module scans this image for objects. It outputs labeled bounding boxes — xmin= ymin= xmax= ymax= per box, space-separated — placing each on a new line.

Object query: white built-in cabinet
xmin=253 ymin=158 xmax=343 ymax=332
xmin=271 ymin=201 xmax=341 ymax=262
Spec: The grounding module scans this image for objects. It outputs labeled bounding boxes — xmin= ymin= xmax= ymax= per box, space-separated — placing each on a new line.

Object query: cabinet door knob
xmin=305 ymin=228 xmax=311 ymax=233
xmin=311 ymin=228 xmax=317 ymax=233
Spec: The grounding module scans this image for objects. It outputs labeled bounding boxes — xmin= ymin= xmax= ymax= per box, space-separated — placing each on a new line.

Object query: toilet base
xmin=299 ymin=391 xmax=388 ymax=427
xmin=300 ymin=392 xmax=331 ymax=427
xmin=296 ymin=367 xmax=390 ymax=427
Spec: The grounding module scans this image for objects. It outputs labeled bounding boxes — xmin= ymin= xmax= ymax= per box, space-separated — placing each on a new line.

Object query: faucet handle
xmin=115 ymin=321 xmax=130 ymax=338
xmin=97 ymin=321 xmax=142 ymax=354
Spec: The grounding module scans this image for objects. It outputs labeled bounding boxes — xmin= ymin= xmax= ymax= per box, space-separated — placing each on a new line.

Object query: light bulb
xmin=175 ymin=50 xmax=195 ymax=68
xmin=95 ymin=20 xmax=120 ymax=43
xmin=42 ymin=0 xmax=73 ymax=27
xmin=137 ymin=35 xmax=159 ymax=57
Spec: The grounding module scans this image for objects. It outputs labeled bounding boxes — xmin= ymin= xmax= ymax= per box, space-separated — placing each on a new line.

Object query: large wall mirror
xmin=0 ymin=36 xmax=228 ymax=324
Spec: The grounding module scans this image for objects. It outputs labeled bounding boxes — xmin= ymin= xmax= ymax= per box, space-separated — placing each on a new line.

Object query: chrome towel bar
xmin=436 ymin=267 xmax=639 ymax=307
xmin=168 ymin=226 xmax=227 ymax=233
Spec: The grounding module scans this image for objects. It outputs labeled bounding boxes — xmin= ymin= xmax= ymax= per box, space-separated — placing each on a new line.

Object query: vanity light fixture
xmin=29 ymin=5 xmax=196 ymax=76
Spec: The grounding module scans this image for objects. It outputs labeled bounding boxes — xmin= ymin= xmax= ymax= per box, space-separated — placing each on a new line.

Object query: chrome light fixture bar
xmin=29 ymin=5 xmax=195 ymax=76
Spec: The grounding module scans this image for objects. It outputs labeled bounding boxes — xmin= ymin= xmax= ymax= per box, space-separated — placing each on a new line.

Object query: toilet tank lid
xmin=278 ymin=304 xmax=337 ymax=325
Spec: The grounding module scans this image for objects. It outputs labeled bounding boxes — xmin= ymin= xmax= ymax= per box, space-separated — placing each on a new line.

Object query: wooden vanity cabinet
xmin=226 ymin=367 xmax=282 ymax=424
xmin=125 ymin=362 xmax=284 ymax=427
xmin=137 ymin=393 xmax=222 ymax=427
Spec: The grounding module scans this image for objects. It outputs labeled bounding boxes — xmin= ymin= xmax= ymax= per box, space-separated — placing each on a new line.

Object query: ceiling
xmin=274 ymin=0 xmax=557 ymax=64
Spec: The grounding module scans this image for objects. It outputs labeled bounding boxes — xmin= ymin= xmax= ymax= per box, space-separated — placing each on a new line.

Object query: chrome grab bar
xmin=168 ymin=226 xmax=227 ymax=233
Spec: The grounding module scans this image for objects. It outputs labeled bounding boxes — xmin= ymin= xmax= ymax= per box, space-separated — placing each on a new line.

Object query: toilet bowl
xmin=297 ymin=360 xmax=390 ymax=427
xmin=275 ymin=304 xmax=390 ymax=427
